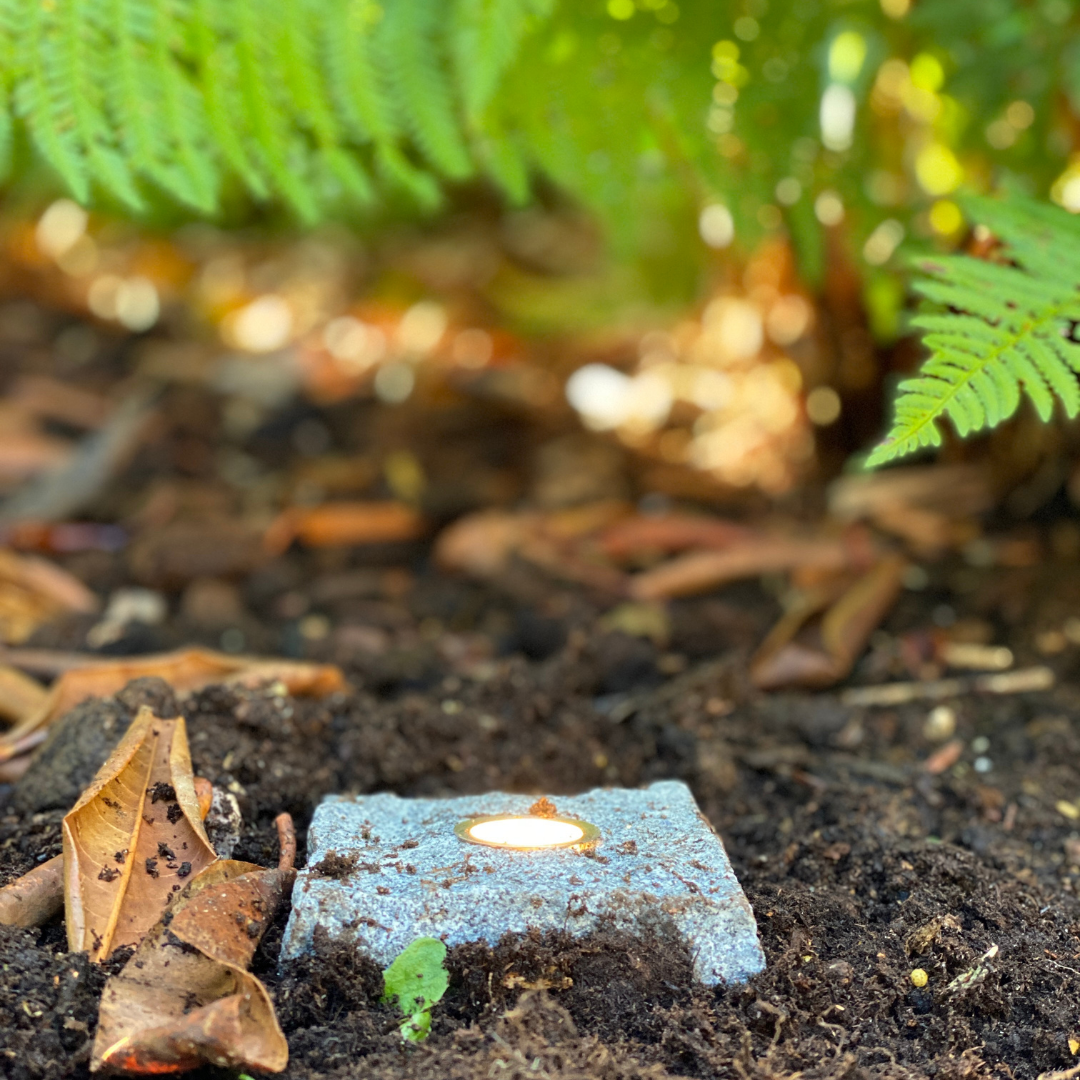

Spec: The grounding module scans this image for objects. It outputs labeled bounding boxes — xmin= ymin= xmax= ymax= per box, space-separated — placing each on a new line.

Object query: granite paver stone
xmin=281 ymin=780 xmax=765 ymax=985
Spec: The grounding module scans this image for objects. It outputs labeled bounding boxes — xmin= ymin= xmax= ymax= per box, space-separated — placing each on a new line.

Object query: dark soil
xmin=5 ymin=553 xmax=1080 ymax=1080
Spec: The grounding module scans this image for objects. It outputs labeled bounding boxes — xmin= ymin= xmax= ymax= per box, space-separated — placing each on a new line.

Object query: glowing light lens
xmin=465 ymin=817 xmax=586 ymax=848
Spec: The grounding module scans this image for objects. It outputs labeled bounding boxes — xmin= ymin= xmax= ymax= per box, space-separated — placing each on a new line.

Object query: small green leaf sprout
xmin=381 ymin=937 xmax=450 ymax=1042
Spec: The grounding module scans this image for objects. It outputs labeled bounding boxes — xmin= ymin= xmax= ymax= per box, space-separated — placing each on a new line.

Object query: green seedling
xmin=381 ymin=937 xmax=449 ymax=1042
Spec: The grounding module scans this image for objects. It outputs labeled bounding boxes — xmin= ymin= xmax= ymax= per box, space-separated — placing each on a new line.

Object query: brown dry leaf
xmin=435 ymin=502 xmax=629 ymax=592
xmin=6 ymin=374 xmax=114 ymax=430
xmin=0 ymin=548 xmax=99 ymax=644
xmin=750 ymin=555 xmax=906 ymax=691
xmin=92 ymin=815 xmax=296 ymax=1074
xmin=829 ymin=464 xmax=992 ymax=555
xmin=264 ymin=500 xmax=427 ymax=555
xmin=63 ymin=706 xmax=218 ymax=961
xmin=597 ymin=513 xmax=754 ymax=563
xmin=0 ymin=663 xmax=47 ymax=724
xmin=0 ymin=774 xmax=215 ymax=930
xmin=127 ymin=517 xmax=267 ymax=588
xmin=0 ymin=646 xmax=346 ymax=761
xmin=629 ymin=532 xmax=867 ymax=601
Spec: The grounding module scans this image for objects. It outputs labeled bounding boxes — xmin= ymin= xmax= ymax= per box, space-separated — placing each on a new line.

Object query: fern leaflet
xmin=867 ymin=195 xmax=1080 ymax=467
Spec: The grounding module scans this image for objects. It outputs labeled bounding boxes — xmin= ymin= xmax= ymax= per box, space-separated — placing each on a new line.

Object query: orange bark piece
xmin=92 ymin=816 xmax=296 ymax=1074
xmin=264 ymin=500 xmax=426 ymax=555
xmin=63 ymin=707 xmax=218 ymax=961
xmin=924 ymin=738 xmax=965 ymax=776
xmin=0 ymin=646 xmax=346 ymax=760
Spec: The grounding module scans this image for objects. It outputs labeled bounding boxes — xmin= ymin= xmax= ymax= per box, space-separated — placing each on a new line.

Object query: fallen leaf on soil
xmin=750 ymin=555 xmax=906 ymax=691
xmin=63 ymin=706 xmax=218 ymax=961
xmin=264 ymin=500 xmax=426 ymax=554
xmin=829 ymin=464 xmax=993 ymax=555
xmin=0 ymin=663 xmax=47 ymax=723
xmin=7 ymin=374 xmax=114 ymax=430
xmin=92 ymin=814 xmax=296 ymax=1074
xmin=629 ymin=531 xmax=871 ymax=601
xmin=0 ymin=772 xmax=216 ymax=930
xmin=0 ymin=853 xmax=64 ymax=928
xmin=127 ymin=517 xmax=268 ymax=588
xmin=596 ymin=513 xmax=755 ymax=562
xmin=435 ymin=502 xmax=629 ymax=591
xmin=0 ymin=646 xmax=346 ymax=761
xmin=0 ymin=547 xmax=99 ymax=644
xmin=0 ymin=388 xmax=156 ymax=525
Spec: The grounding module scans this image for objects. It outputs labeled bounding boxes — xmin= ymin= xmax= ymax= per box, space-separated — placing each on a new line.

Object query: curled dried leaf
xmin=750 ymin=556 xmax=906 ymax=691
xmin=0 ymin=663 xmax=47 ymax=724
xmin=0 ymin=646 xmax=346 ymax=762
xmin=63 ymin=706 xmax=218 ymax=962
xmin=92 ymin=815 xmax=296 ymax=1074
xmin=264 ymin=500 xmax=426 ymax=555
xmin=0 ymin=772 xmax=216 ymax=930
xmin=630 ymin=533 xmax=864 ymax=601
xmin=0 ymin=548 xmax=98 ymax=645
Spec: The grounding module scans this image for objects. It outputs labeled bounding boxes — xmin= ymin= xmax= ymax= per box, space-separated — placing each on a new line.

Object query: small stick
xmin=275 ymin=813 xmax=297 ymax=874
xmin=0 ymin=754 xmax=34 ymax=783
xmin=0 ymin=647 xmax=96 ymax=677
xmin=841 ymin=666 xmax=1054 ymax=707
xmin=0 ymin=728 xmax=49 ymax=765
xmin=0 ymin=853 xmax=64 ymax=928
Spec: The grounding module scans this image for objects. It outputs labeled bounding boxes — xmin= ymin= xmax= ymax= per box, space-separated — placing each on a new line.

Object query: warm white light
xmin=820 ymin=84 xmax=856 ymax=151
xmin=37 ymin=199 xmax=88 ymax=261
xmin=698 ymin=203 xmax=735 ymax=248
xmin=467 ymin=817 xmax=585 ymax=848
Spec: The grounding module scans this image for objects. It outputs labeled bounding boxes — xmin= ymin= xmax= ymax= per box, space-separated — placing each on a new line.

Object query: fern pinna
xmin=867 ymin=197 xmax=1080 ymax=468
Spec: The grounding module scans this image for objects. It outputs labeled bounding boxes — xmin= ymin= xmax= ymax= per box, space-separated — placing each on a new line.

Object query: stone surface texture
xmin=281 ymin=780 xmax=765 ymax=985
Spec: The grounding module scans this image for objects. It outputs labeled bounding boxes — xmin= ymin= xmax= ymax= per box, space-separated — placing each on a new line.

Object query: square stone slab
xmin=281 ymin=780 xmax=765 ymax=985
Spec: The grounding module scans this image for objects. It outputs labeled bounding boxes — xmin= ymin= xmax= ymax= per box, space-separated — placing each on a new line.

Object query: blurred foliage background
xmin=4 ymin=0 xmax=1080 ymax=496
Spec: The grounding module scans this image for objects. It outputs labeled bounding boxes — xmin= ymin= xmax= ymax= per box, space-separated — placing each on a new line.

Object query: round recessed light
xmin=455 ymin=814 xmax=599 ymax=850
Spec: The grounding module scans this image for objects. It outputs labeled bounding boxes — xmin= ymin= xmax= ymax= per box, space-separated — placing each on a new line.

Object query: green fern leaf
xmin=234 ymin=0 xmax=318 ymax=220
xmin=378 ymin=0 xmax=473 ymax=180
xmin=277 ymin=0 xmax=374 ymax=206
xmin=451 ymin=0 xmax=551 ymax=124
xmin=192 ymin=0 xmax=270 ymax=201
xmin=868 ymin=195 xmax=1080 ymax=468
xmin=149 ymin=0 xmax=218 ymax=213
xmin=20 ymin=3 xmax=90 ymax=202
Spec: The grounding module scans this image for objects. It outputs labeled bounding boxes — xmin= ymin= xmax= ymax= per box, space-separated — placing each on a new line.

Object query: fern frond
xmin=868 ymin=195 xmax=1080 ymax=467
xmin=191 ymin=0 xmax=269 ymax=201
xmin=451 ymin=0 xmax=551 ymax=125
xmin=67 ymin=0 xmax=145 ymax=212
xmin=378 ymin=0 xmax=473 ymax=180
xmin=234 ymin=0 xmax=318 ymax=221
xmin=20 ymin=1 xmax=89 ymax=202
xmin=278 ymin=0 xmax=373 ymax=205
